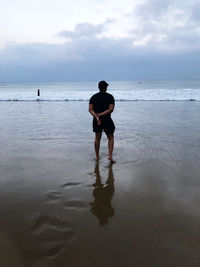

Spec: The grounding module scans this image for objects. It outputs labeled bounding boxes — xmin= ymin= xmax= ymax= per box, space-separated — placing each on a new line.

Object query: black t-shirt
xmin=89 ymin=92 xmax=115 ymax=118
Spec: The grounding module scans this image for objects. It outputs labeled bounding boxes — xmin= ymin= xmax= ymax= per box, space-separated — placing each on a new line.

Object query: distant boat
xmin=137 ymin=81 xmax=142 ymax=84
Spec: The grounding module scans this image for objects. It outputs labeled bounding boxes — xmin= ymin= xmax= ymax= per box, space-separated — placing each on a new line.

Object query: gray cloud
xmin=0 ymin=33 xmax=200 ymax=82
xmin=134 ymin=0 xmax=173 ymax=19
xmin=0 ymin=42 xmax=85 ymax=65
xmin=130 ymin=0 xmax=200 ymax=51
xmin=57 ymin=22 xmax=106 ymax=39
xmin=190 ymin=2 xmax=200 ymax=22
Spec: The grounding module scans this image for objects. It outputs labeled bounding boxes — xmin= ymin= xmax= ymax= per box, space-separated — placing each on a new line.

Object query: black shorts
xmin=93 ymin=117 xmax=115 ymax=134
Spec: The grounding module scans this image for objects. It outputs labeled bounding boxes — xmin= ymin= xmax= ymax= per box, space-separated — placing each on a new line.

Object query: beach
xmin=0 ymin=100 xmax=200 ymax=267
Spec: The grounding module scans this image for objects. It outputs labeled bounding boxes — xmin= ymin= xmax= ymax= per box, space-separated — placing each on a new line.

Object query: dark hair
xmin=98 ymin=80 xmax=109 ymax=90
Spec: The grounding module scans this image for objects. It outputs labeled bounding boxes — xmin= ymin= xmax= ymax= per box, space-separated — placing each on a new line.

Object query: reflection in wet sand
xmin=90 ymin=162 xmax=115 ymax=226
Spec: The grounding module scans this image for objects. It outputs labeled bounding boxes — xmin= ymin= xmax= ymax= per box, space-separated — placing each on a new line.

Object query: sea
xmin=0 ymin=80 xmax=200 ymax=101
xmin=1 ymin=80 xmax=200 ymax=266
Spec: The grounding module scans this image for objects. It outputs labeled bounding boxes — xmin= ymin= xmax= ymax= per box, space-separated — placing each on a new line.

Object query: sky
xmin=0 ymin=0 xmax=200 ymax=82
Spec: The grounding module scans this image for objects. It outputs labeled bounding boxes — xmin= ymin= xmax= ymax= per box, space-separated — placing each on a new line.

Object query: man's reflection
xmin=89 ymin=162 xmax=115 ymax=226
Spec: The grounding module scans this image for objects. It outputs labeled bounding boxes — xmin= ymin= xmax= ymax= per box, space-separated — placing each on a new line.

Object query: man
xmin=89 ymin=81 xmax=115 ymax=163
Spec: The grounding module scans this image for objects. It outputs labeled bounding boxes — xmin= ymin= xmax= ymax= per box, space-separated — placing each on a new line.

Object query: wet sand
xmin=0 ymin=101 xmax=200 ymax=267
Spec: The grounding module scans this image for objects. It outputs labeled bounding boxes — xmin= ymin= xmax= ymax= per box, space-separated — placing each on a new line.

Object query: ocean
xmin=0 ymin=80 xmax=200 ymax=101
xmin=1 ymin=80 xmax=200 ymax=266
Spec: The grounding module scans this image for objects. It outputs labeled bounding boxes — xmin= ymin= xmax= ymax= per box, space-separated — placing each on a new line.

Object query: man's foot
xmin=107 ymin=156 xmax=115 ymax=163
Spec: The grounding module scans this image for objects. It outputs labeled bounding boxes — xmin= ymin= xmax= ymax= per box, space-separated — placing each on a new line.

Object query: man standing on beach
xmin=89 ymin=81 xmax=115 ymax=163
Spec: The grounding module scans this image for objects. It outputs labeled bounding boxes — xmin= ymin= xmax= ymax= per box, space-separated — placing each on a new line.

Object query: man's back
xmin=89 ymin=92 xmax=114 ymax=118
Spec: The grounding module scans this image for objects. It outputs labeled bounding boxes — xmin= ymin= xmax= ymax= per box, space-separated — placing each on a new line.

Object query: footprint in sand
xmin=31 ymin=215 xmax=74 ymax=258
xmin=64 ymin=200 xmax=88 ymax=210
xmin=44 ymin=190 xmax=63 ymax=204
xmin=32 ymin=215 xmax=72 ymax=230
xmin=61 ymin=182 xmax=81 ymax=189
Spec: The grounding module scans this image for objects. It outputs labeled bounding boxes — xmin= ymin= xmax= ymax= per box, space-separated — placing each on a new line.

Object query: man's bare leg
xmin=106 ymin=133 xmax=115 ymax=163
xmin=94 ymin=131 xmax=102 ymax=160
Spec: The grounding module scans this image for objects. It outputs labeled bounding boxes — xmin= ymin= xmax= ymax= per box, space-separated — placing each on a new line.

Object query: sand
xmin=0 ymin=101 xmax=200 ymax=267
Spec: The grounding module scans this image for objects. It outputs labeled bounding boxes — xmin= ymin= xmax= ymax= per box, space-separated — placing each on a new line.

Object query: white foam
xmin=0 ymin=81 xmax=200 ymax=101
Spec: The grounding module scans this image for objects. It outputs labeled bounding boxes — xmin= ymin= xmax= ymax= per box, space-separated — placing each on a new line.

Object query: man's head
xmin=98 ymin=80 xmax=109 ymax=92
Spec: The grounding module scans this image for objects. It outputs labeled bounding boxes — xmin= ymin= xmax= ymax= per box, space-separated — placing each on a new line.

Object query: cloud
xmin=54 ymin=1 xmax=200 ymax=53
xmin=128 ymin=0 xmax=200 ymax=51
xmin=0 ymin=32 xmax=200 ymax=82
xmin=134 ymin=0 xmax=173 ymax=19
xmin=57 ymin=22 xmax=106 ymax=39
xmin=190 ymin=1 xmax=200 ymax=22
xmin=1 ymin=0 xmax=200 ymax=82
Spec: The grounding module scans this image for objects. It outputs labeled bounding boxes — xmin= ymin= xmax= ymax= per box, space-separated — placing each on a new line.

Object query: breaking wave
xmin=0 ymin=98 xmax=199 ymax=102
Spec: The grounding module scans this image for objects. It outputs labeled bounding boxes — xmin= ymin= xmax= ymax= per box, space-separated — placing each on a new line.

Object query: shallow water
xmin=0 ymin=101 xmax=200 ymax=266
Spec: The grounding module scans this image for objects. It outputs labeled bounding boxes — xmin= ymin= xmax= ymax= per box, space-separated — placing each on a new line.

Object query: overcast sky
xmin=1 ymin=0 xmax=200 ymax=82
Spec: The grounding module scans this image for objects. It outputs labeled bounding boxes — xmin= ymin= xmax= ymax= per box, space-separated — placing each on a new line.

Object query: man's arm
xmin=89 ymin=104 xmax=101 ymax=125
xmin=97 ymin=104 xmax=114 ymax=117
